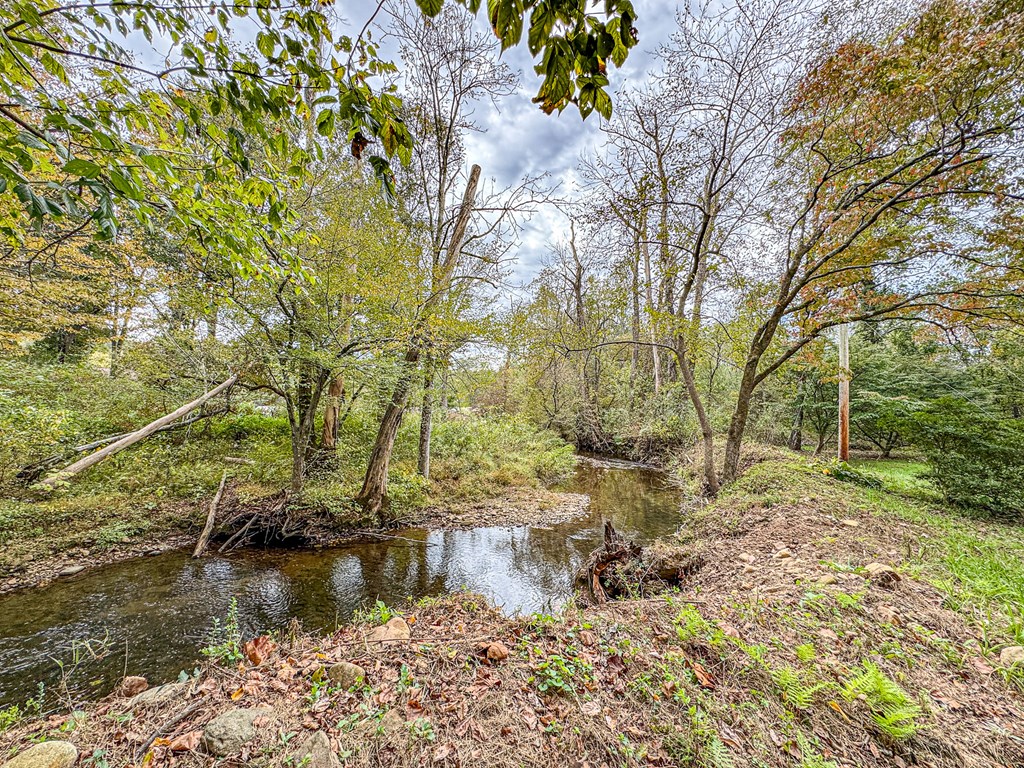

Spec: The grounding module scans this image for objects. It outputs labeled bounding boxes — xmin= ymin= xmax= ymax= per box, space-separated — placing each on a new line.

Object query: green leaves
xmin=62 ymin=159 xmax=102 ymax=179
xmin=416 ymin=0 xmax=446 ymax=16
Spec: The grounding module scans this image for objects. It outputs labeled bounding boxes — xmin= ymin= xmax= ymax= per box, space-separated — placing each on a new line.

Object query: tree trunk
xmin=356 ymin=349 xmax=420 ymax=518
xmin=417 ymin=357 xmax=434 ymax=479
xmin=674 ymin=340 xmax=719 ymax=495
xmin=357 ymin=165 xmax=481 ymax=518
xmin=722 ymin=361 xmax=759 ymax=482
xmin=321 ymin=372 xmax=345 ymax=450
xmin=787 ymin=375 xmax=806 ymax=452
xmin=40 ymin=373 xmax=238 ymax=489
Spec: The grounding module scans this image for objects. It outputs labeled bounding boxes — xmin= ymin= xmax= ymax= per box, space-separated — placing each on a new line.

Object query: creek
xmin=0 ymin=457 xmax=682 ymax=708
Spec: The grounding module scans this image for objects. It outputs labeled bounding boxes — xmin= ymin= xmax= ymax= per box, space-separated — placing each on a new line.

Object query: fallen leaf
xmin=827 ymin=700 xmax=851 ymax=722
xmin=243 ymin=635 xmax=277 ymax=665
xmin=687 ymin=659 xmax=716 ymax=690
xmin=168 ymin=730 xmax=201 ymax=752
xmin=580 ymin=700 xmax=601 ymax=716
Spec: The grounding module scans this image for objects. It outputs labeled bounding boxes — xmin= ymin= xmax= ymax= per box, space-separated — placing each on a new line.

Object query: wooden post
xmin=838 ymin=324 xmax=850 ymax=462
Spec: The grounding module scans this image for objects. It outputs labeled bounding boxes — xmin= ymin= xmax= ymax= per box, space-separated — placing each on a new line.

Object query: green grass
xmin=852 ymin=458 xmax=1024 ymax=647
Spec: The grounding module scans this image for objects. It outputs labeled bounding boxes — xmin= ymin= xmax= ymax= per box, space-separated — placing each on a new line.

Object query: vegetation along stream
xmin=0 ymin=457 xmax=680 ymax=709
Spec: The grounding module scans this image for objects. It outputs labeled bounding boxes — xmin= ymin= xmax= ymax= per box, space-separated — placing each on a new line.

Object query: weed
xmin=532 ymin=652 xmax=592 ymax=695
xmin=409 ymin=717 xmax=436 ymax=742
xmin=353 ymin=599 xmax=395 ymax=626
xmin=202 ymin=597 xmax=244 ymax=665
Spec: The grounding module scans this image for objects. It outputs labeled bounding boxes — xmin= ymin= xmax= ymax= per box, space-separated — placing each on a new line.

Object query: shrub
xmin=898 ymin=398 xmax=1024 ymax=519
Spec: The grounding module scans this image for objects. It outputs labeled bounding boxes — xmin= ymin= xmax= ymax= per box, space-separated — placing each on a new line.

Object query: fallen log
xmin=193 ymin=471 xmax=228 ymax=558
xmin=39 ymin=374 xmax=239 ymax=490
xmin=17 ymin=407 xmax=229 ymax=484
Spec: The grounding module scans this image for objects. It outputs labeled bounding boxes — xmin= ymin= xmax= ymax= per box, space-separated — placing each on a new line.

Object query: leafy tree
xmin=898 ymin=398 xmax=1024 ymax=519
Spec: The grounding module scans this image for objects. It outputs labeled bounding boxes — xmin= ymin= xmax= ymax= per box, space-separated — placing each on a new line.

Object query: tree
xmin=356 ymin=164 xmax=482 ymax=518
xmin=385 ymin=0 xmax=517 ymax=480
xmin=1 ymin=0 xmax=636 ymax=269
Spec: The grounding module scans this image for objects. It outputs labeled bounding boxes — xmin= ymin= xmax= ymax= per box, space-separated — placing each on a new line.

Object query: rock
xmin=1 ymin=741 xmax=77 ymax=768
xmin=773 ymin=548 xmax=792 ymax=560
xmin=738 ymin=553 xmax=756 ymax=563
xmin=816 ymin=574 xmax=838 ymax=586
xmin=57 ymin=566 xmax=85 ymax=577
xmin=999 ymin=646 xmax=1024 ymax=667
xmin=201 ymin=707 xmax=273 ymax=756
xmin=486 ymin=642 xmax=509 ymax=662
xmin=128 ymin=681 xmax=188 ymax=709
xmin=117 ymin=675 xmax=148 ymax=697
xmin=742 ymin=565 xmax=755 ymax=574
xmin=290 ymin=731 xmax=340 ymax=768
xmin=863 ymin=562 xmax=900 ymax=587
xmin=327 ymin=661 xmax=365 ymax=690
xmin=841 ymin=519 xmax=860 ymax=527
xmin=365 ymin=617 xmax=411 ymax=645
xmin=877 ymin=605 xmax=902 ymax=626
xmin=379 ymin=709 xmax=405 ymax=735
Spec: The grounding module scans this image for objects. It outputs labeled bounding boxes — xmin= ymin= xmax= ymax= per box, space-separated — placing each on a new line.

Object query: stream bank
xmin=0 ymin=458 xmax=680 ymax=708
xmin=3 ymin=455 xmax=1024 ymax=768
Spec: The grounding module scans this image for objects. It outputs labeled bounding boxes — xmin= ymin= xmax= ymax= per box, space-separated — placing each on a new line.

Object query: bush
xmin=898 ymin=398 xmax=1024 ymax=519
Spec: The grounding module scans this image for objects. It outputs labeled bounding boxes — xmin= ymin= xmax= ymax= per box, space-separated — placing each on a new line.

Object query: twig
xmin=134 ymin=701 xmax=206 ymax=761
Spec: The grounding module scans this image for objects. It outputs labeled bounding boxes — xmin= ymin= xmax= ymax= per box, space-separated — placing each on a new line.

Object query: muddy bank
xmin=3 ymin=459 xmax=1024 ymax=767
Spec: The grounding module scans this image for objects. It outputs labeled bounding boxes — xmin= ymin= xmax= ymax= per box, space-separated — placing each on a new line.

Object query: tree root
xmin=574 ymin=521 xmax=703 ymax=605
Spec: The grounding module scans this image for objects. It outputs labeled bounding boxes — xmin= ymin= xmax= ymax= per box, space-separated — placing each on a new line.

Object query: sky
xmin=410 ymin=1 xmax=683 ymax=287
xmin=125 ymin=2 xmax=682 ymax=288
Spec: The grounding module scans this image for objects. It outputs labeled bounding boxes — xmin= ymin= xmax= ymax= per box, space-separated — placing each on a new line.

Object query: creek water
xmin=0 ymin=457 xmax=681 ymax=708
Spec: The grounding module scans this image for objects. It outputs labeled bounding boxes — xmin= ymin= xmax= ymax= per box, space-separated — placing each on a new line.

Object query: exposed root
xmin=575 ymin=522 xmax=702 ymax=604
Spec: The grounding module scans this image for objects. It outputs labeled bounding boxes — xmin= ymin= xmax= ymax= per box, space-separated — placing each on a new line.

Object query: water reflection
xmin=0 ymin=459 xmax=680 ymax=706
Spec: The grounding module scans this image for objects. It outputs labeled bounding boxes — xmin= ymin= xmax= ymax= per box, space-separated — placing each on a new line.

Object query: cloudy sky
xmin=398 ymin=2 xmax=683 ymax=287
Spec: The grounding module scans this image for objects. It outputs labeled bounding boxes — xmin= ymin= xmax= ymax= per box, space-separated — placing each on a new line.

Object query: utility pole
xmin=838 ymin=323 xmax=850 ymax=462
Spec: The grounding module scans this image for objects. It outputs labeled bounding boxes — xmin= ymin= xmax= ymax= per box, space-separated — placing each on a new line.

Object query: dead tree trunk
xmin=320 ymin=372 xmax=345 ymax=451
xmin=193 ymin=471 xmax=228 ymax=557
xmin=40 ymin=374 xmax=238 ymax=489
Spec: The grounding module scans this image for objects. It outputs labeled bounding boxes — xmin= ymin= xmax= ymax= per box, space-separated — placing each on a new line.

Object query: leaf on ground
xmin=167 ymin=730 xmax=201 ymax=752
xmin=687 ymin=659 xmax=716 ymax=689
xmin=244 ymin=635 xmax=277 ymax=665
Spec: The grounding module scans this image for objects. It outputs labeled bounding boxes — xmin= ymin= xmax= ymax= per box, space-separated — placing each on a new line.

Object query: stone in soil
xmin=365 ymin=617 xmax=411 ymax=645
xmin=1 ymin=741 xmax=77 ymax=768
xmin=999 ymin=646 xmax=1024 ymax=666
xmin=117 ymin=675 xmax=148 ymax=697
xmin=863 ymin=562 xmax=901 ymax=587
xmin=201 ymin=707 xmax=274 ymax=756
xmin=327 ymin=661 xmax=365 ymax=689
xmin=57 ymin=566 xmax=85 ymax=577
xmin=290 ymin=731 xmax=340 ymax=768
xmin=773 ymin=548 xmax=792 ymax=559
xmin=128 ymin=681 xmax=188 ymax=709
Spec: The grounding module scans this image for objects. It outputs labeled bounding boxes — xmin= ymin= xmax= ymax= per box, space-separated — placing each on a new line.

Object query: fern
xmin=842 ymin=661 xmax=926 ymax=739
xmin=771 ymin=665 xmax=832 ymax=710
xmin=796 ymin=732 xmax=839 ymax=768
xmin=700 ymin=733 xmax=736 ymax=768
